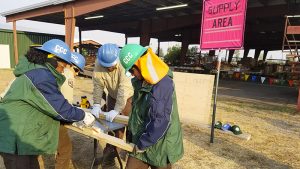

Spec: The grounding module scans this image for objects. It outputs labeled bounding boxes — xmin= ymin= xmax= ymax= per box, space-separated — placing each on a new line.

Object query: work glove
xmin=91 ymin=104 xmax=101 ymax=118
xmin=104 ymin=110 xmax=119 ymax=122
xmin=82 ymin=112 xmax=95 ymax=127
xmin=133 ymin=145 xmax=145 ymax=154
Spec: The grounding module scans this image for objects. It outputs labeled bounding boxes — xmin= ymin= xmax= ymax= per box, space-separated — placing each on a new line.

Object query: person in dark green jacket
xmin=119 ymin=44 xmax=184 ymax=169
xmin=0 ymin=39 xmax=95 ymax=169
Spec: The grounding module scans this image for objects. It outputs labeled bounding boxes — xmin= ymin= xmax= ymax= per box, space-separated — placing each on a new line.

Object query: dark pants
xmin=126 ymin=156 xmax=172 ymax=169
xmin=0 ymin=152 xmax=40 ymax=169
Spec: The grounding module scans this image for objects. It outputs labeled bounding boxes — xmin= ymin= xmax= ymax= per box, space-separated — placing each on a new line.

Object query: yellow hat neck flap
xmin=135 ymin=48 xmax=169 ymax=84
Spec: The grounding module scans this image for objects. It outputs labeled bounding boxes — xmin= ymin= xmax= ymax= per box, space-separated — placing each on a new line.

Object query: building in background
xmin=0 ymin=29 xmax=64 ymax=68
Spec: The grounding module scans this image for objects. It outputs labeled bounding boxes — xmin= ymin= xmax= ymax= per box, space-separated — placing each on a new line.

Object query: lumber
xmin=65 ymin=124 xmax=134 ymax=152
xmin=98 ymin=114 xmax=128 ymax=125
xmin=80 ymin=107 xmax=129 ymax=125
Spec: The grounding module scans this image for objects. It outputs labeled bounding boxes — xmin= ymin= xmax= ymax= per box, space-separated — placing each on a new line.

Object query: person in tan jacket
xmin=91 ymin=43 xmax=133 ymax=167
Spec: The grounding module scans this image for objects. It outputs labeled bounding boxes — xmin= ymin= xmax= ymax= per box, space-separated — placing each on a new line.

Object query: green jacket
xmin=128 ymin=71 xmax=184 ymax=167
xmin=0 ymin=57 xmax=85 ymax=155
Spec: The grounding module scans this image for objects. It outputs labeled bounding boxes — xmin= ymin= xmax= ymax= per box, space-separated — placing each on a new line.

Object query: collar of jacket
xmin=13 ymin=57 xmax=46 ymax=77
xmin=132 ymin=77 xmax=152 ymax=92
xmin=45 ymin=63 xmax=66 ymax=87
xmin=131 ymin=69 xmax=174 ymax=93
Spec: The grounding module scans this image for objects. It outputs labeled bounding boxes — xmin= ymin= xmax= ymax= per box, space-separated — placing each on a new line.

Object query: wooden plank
xmin=80 ymin=107 xmax=129 ymax=125
xmin=173 ymin=72 xmax=216 ymax=125
xmin=65 ymin=125 xmax=134 ymax=152
xmin=98 ymin=114 xmax=128 ymax=125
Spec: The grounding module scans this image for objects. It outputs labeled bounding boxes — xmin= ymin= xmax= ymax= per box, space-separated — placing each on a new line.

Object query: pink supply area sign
xmin=200 ymin=0 xmax=247 ymax=49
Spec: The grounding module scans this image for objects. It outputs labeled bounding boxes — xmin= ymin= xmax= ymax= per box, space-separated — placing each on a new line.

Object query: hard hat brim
xmin=124 ymin=47 xmax=147 ymax=73
xmin=36 ymin=46 xmax=72 ymax=64
xmin=98 ymin=58 xmax=118 ymax=67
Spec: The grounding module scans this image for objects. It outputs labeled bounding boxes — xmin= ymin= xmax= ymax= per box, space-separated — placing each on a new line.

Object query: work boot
xmin=101 ymin=146 xmax=117 ymax=168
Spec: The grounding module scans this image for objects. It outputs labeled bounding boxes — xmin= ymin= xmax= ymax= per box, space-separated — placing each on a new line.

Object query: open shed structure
xmin=2 ymin=0 xmax=300 ymax=64
xmin=1 ymin=0 xmax=300 ymax=108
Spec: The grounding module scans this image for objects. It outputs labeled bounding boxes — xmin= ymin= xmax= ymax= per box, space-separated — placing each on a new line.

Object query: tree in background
xmin=164 ymin=45 xmax=200 ymax=66
xmin=187 ymin=46 xmax=199 ymax=57
xmin=163 ymin=45 xmax=181 ymax=66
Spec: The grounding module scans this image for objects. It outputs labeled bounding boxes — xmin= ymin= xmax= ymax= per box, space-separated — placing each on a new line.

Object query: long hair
xmin=25 ymin=47 xmax=60 ymax=68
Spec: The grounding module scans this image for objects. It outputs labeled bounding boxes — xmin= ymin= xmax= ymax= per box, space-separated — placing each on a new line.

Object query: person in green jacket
xmin=0 ymin=39 xmax=95 ymax=169
xmin=119 ymin=44 xmax=184 ymax=169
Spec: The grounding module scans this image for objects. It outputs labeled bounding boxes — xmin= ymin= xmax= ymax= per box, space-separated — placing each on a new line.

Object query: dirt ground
xmin=0 ymin=70 xmax=300 ymax=169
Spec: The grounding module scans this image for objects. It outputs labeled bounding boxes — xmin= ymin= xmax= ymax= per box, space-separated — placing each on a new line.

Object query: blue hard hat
xmin=71 ymin=52 xmax=86 ymax=72
xmin=97 ymin=43 xmax=120 ymax=67
xmin=37 ymin=39 xmax=71 ymax=64
xmin=221 ymin=123 xmax=232 ymax=131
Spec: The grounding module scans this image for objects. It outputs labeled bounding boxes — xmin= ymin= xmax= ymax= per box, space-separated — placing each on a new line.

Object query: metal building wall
xmin=0 ymin=29 xmax=64 ymax=68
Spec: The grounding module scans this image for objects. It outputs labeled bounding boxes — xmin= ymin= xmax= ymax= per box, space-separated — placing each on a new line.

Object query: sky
xmin=0 ymin=0 xmax=183 ymax=54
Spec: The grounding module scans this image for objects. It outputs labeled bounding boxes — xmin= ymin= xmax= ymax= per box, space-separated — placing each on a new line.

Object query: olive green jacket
xmin=128 ymin=71 xmax=184 ymax=167
xmin=0 ymin=57 xmax=85 ymax=155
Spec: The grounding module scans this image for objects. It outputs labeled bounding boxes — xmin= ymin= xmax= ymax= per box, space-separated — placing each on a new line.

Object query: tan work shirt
xmin=93 ymin=60 xmax=133 ymax=112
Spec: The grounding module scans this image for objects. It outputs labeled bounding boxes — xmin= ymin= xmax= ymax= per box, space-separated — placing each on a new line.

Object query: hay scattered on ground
xmin=1 ymin=74 xmax=299 ymax=169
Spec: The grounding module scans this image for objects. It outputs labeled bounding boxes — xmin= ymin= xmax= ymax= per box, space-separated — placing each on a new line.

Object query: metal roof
xmin=2 ymin=0 xmax=300 ymax=50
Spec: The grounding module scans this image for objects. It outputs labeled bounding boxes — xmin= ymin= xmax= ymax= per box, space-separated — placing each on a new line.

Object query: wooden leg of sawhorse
xmin=114 ymin=147 xmax=123 ymax=169
xmin=90 ymin=139 xmax=97 ymax=169
xmin=90 ymin=139 xmax=124 ymax=169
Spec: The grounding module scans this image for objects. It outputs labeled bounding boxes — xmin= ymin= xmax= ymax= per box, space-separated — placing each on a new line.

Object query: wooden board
xmin=173 ymin=72 xmax=216 ymax=125
xmin=79 ymin=108 xmax=129 ymax=125
xmin=65 ymin=124 xmax=134 ymax=152
xmin=98 ymin=114 xmax=128 ymax=125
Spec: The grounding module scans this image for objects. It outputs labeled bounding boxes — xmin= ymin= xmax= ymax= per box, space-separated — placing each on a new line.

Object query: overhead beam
xmin=74 ymin=0 xmax=130 ymax=17
xmin=6 ymin=0 xmax=130 ymax=22
xmin=6 ymin=5 xmax=63 ymax=22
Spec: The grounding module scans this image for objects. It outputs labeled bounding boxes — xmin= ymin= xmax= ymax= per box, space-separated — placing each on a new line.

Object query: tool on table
xmin=80 ymin=96 xmax=91 ymax=108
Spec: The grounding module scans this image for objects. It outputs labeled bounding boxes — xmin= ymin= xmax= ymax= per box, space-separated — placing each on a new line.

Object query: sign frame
xmin=200 ymin=0 xmax=248 ymax=50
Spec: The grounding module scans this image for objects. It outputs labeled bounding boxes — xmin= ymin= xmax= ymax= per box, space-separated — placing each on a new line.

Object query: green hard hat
xmin=231 ymin=125 xmax=242 ymax=135
xmin=119 ymin=44 xmax=147 ymax=71
xmin=214 ymin=121 xmax=222 ymax=129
